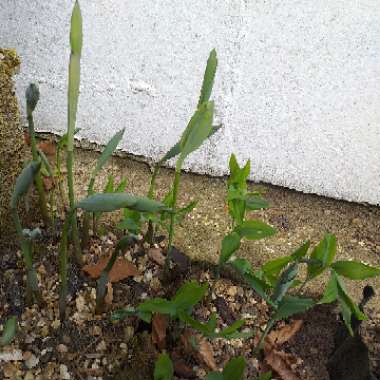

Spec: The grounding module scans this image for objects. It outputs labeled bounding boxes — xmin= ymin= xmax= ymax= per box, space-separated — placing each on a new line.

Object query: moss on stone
xmin=0 ymin=49 xmax=25 ymax=248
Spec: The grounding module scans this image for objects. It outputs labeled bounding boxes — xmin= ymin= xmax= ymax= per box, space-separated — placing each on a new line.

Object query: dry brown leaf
xmin=105 ymin=282 xmax=113 ymax=305
xmin=38 ymin=140 xmax=56 ymax=156
xmin=83 ymin=257 xmax=139 ymax=282
xmin=198 ymin=336 xmax=217 ymax=370
xmin=267 ymin=320 xmax=303 ymax=347
xmin=148 ymin=247 xmax=165 ymax=266
xmin=152 ymin=313 xmax=168 ymax=349
xmin=265 ymin=349 xmax=300 ymax=380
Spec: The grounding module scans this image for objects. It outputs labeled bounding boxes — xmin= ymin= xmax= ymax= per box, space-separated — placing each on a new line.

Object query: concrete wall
xmin=2 ymin=1 xmax=379 ymax=204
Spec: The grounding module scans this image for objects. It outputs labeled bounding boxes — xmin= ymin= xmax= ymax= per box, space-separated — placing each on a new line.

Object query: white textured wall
xmin=2 ymin=1 xmax=380 ymax=204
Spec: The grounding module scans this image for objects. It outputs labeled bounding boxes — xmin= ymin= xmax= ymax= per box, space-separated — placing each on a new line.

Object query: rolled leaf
xmin=198 ymin=49 xmax=217 ymax=107
xmin=76 ymin=193 xmax=168 ymax=213
xmin=11 ymin=161 xmax=41 ymax=208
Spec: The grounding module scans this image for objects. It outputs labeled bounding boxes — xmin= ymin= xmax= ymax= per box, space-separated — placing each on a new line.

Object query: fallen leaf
xmin=180 ymin=330 xmax=217 ymax=370
xmin=265 ymin=349 xmax=300 ymax=380
xmin=152 ymin=313 xmax=168 ymax=349
xmin=105 ymin=282 xmax=113 ymax=305
xmin=267 ymin=320 xmax=303 ymax=347
xmin=83 ymin=257 xmax=139 ymax=282
xmin=38 ymin=140 xmax=56 ymax=156
xmin=148 ymin=247 xmax=165 ymax=266
xmin=173 ymin=359 xmax=196 ymax=378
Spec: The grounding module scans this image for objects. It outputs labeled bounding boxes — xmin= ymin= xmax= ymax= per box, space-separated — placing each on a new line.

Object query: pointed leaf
xmin=198 ymin=49 xmax=217 ymax=107
xmin=172 ymin=281 xmax=208 ymax=311
xmin=319 ymin=271 xmax=338 ymax=304
xmin=291 ymin=240 xmax=310 ymax=261
xmin=307 ymin=234 xmax=337 ymax=280
xmin=219 ymin=232 xmax=241 ymax=266
xmin=154 ymin=353 xmax=173 ymax=380
xmin=271 ymin=263 xmax=299 ymax=304
xmin=246 ymin=195 xmax=269 ymax=211
xmin=273 ymin=296 xmax=314 ymax=321
xmin=331 ymin=261 xmax=380 ymax=280
xmin=234 ymin=220 xmax=276 ymax=241
xmin=222 ymin=356 xmax=246 ymax=380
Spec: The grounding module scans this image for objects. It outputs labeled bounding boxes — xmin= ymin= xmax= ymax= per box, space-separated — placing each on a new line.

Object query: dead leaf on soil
xmin=265 ymin=349 xmax=300 ymax=380
xmin=148 ymin=247 xmax=166 ymax=266
xmin=181 ymin=330 xmax=217 ymax=371
xmin=83 ymin=257 xmax=139 ymax=282
xmin=38 ymin=140 xmax=56 ymax=156
xmin=267 ymin=320 xmax=303 ymax=347
xmin=152 ymin=313 xmax=168 ymax=349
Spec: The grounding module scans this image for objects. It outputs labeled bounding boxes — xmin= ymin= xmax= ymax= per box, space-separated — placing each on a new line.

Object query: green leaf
xmin=178 ymin=101 xmax=214 ymax=165
xmin=137 ymin=298 xmax=176 ymax=317
xmin=219 ymin=232 xmax=241 ymax=266
xmin=198 ymin=49 xmax=217 ymax=107
xmin=154 ymin=353 xmax=173 ymax=380
xmin=92 ymin=129 xmax=125 ymax=180
xmin=335 ymin=275 xmax=366 ymax=335
xmin=57 ymin=128 xmax=80 ymax=149
xmin=67 ymin=0 xmax=82 ymax=151
xmin=291 ymin=240 xmax=311 ymax=261
xmin=222 ymin=356 xmax=246 ymax=380
xmin=11 ymin=161 xmax=41 ymax=208
xmin=331 ymin=261 xmax=380 ymax=280
xmin=76 ymin=193 xmax=168 ymax=213
xmin=1 ymin=316 xmax=17 ymax=346
xmin=273 ymin=296 xmax=314 ymax=321
xmin=172 ymin=281 xmax=208 ymax=312
xmin=246 ymin=195 xmax=269 ymax=211
xmin=319 ymin=271 xmax=338 ymax=304
xmin=307 ymin=234 xmax=337 ymax=280
xmin=271 ymin=263 xmax=299 ymax=304
xmin=256 ymin=372 xmax=272 ymax=380
xmin=234 ymin=220 xmax=276 ymax=241
xmin=262 ymin=256 xmax=292 ymax=282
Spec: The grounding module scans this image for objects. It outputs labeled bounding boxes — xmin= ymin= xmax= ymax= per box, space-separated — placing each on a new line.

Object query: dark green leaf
xmin=319 ymin=271 xmax=338 ymax=304
xmin=76 ymin=193 xmax=168 ymax=213
xmin=246 ymin=195 xmax=269 ymax=211
xmin=11 ymin=161 xmax=41 ymax=208
xmin=262 ymin=256 xmax=292 ymax=282
xmin=178 ymin=101 xmax=214 ymax=165
xmin=0 ymin=316 xmax=17 ymax=346
xmin=137 ymin=298 xmax=176 ymax=317
xmin=234 ymin=220 xmax=276 ymax=241
xmin=93 ymin=129 xmax=125 ymax=176
xmin=219 ymin=232 xmax=241 ymax=266
xmin=198 ymin=49 xmax=217 ymax=107
xmin=271 ymin=263 xmax=299 ymax=304
xmin=256 ymin=372 xmax=272 ymax=380
xmin=273 ymin=296 xmax=314 ymax=321
xmin=172 ymin=281 xmax=208 ymax=311
xmin=291 ymin=240 xmax=310 ymax=261
xmin=26 ymin=83 xmax=40 ymax=112
xmin=331 ymin=261 xmax=380 ymax=280
xmin=154 ymin=353 xmax=173 ymax=380
xmin=307 ymin=234 xmax=337 ymax=280
xmin=222 ymin=356 xmax=246 ymax=380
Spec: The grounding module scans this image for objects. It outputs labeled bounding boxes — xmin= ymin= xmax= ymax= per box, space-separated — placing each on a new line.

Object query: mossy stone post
xmin=0 ymin=49 xmax=25 ymax=248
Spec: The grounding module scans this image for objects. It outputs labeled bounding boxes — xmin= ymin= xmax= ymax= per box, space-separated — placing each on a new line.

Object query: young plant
xmin=82 ymin=128 xmax=125 ymax=248
xmin=25 ymin=83 xmax=51 ymax=226
xmin=11 ymin=161 xmax=43 ymax=305
xmin=65 ymin=0 xmax=82 ymax=262
xmin=219 ymin=154 xmax=275 ymax=270
xmin=165 ymin=49 xmax=218 ymax=267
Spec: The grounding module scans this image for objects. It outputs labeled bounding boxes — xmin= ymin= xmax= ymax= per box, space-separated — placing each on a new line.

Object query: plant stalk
xmin=82 ymin=177 xmax=95 ymax=249
xmin=166 ymin=166 xmax=181 ymax=268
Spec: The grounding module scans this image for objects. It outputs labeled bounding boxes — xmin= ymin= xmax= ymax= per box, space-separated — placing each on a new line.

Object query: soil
xmin=1 ymin=140 xmax=379 ymax=379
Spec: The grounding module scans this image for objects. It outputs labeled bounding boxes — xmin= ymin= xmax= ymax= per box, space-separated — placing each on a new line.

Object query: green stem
xmin=166 ymin=166 xmax=181 ymax=268
xmin=56 ymin=145 xmax=67 ymax=213
xmin=11 ymin=208 xmax=41 ymax=305
xmin=255 ymin=318 xmax=275 ymax=354
xmin=66 ymin=150 xmax=81 ymax=263
xmin=145 ymin=164 xmax=161 ymax=245
xmin=58 ymin=208 xmax=74 ymax=321
xmin=27 ymin=111 xmax=51 ymax=226
xmin=82 ymin=177 xmax=95 ymax=249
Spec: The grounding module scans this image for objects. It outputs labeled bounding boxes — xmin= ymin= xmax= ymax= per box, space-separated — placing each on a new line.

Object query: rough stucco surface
xmin=1 ymin=1 xmax=380 ymax=204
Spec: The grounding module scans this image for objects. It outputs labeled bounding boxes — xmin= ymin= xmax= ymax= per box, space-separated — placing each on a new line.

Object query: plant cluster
xmin=2 ymin=1 xmax=380 ymax=379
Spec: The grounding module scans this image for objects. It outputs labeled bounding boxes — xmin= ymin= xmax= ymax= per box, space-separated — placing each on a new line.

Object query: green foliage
xmin=331 ymin=260 xmax=380 ymax=280
xmin=0 ymin=316 xmax=17 ymax=346
xmin=206 ymin=356 xmax=246 ymax=380
xmin=154 ymin=353 xmax=174 ymax=380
